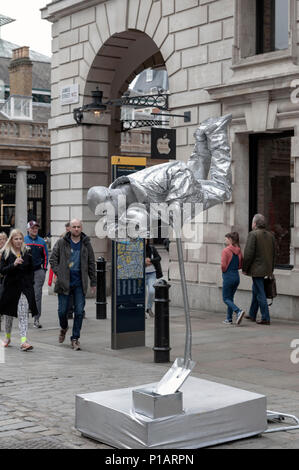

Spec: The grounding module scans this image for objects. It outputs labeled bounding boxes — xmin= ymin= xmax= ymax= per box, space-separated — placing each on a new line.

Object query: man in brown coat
xmin=243 ymin=214 xmax=276 ymax=325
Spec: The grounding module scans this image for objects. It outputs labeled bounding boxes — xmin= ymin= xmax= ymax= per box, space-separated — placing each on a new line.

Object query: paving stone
xmin=0 ymin=422 xmax=37 ymax=432
xmin=0 ymin=437 xmax=73 ymax=449
xmin=0 ymin=431 xmax=20 ymax=438
xmin=22 ymin=426 xmax=49 ymax=433
xmin=40 ymin=429 xmax=63 ymax=436
xmin=0 ymin=418 xmax=23 ymax=427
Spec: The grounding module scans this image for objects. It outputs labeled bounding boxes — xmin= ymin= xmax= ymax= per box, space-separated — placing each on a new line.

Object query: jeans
xmin=146 ymin=272 xmax=156 ymax=310
xmin=249 ymin=277 xmax=270 ymax=322
xmin=222 ymin=273 xmax=241 ymax=321
xmin=58 ymin=285 xmax=85 ymax=340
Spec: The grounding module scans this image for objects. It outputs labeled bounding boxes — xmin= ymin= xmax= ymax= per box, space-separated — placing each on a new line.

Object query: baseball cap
xmin=27 ymin=220 xmax=40 ymax=229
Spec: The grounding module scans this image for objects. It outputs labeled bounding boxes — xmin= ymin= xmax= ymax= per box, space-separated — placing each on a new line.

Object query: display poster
xmin=111 ymin=156 xmax=146 ymax=349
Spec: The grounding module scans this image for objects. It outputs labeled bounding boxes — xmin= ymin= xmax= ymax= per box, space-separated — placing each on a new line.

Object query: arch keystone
xmin=137 ymin=0 xmax=152 ymax=31
xmin=95 ymin=4 xmax=110 ymax=43
xmin=145 ymin=2 xmax=161 ymax=38
xmin=106 ymin=0 xmax=128 ymax=35
xmin=128 ymin=0 xmax=140 ymax=29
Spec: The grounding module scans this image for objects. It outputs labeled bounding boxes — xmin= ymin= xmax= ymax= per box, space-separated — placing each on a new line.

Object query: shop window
xmin=249 ymin=132 xmax=294 ymax=268
xmin=0 ymin=171 xmax=47 ymax=236
xmin=235 ymin=0 xmax=294 ymax=61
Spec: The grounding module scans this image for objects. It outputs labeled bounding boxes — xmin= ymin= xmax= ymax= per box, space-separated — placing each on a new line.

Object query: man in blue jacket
xmin=25 ymin=220 xmax=48 ymax=328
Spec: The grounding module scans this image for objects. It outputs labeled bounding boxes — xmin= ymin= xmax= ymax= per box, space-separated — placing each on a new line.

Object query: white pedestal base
xmin=75 ymin=376 xmax=267 ymax=449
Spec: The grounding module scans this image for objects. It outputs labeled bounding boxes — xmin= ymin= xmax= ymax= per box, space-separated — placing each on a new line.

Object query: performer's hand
xmin=14 ymin=257 xmax=23 ymax=266
xmin=145 ymin=257 xmax=151 ymax=266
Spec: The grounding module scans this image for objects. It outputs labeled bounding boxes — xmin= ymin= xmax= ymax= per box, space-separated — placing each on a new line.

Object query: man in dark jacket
xmin=243 ymin=214 xmax=276 ymax=325
xmin=50 ymin=219 xmax=96 ymax=350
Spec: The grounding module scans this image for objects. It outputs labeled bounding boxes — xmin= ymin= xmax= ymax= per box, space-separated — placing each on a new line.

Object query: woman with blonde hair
xmin=0 ymin=229 xmax=38 ymax=351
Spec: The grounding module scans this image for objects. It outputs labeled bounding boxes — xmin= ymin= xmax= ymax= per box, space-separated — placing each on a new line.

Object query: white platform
xmin=75 ymin=376 xmax=267 ymax=449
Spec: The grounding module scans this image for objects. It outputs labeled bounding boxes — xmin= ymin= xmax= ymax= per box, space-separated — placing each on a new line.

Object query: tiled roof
xmin=0 ymin=38 xmax=50 ymax=91
xmin=0 ymin=38 xmax=50 ymax=63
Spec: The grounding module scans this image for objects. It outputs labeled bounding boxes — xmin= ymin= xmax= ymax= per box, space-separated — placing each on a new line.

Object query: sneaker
xmin=20 ymin=342 xmax=33 ymax=351
xmin=146 ymin=308 xmax=154 ymax=318
xmin=71 ymin=339 xmax=81 ymax=351
xmin=58 ymin=327 xmax=68 ymax=344
xmin=236 ymin=310 xmax=245 ymax=325
xmin=245 ymin=315 xmax=256 ymax=321
xmin=34 ymin=320 xmax=42 ymax=329
xmin=222 ymin=319 xmax=233 ymax=324
xmin=2 ymin=338 xmax=11 ymax=347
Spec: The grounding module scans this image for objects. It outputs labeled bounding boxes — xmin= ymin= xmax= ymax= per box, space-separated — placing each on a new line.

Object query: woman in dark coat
xmin=0 ymin=229 xmax=38 ymax=351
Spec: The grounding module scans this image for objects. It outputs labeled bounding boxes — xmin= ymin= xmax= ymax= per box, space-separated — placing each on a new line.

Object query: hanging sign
xmin=151 ymin=127 xmax=176 ymax=159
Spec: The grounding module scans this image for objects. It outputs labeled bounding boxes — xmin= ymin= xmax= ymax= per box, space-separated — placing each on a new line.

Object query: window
xmin=146 ymin=69 xmax=153 ymax=82
xmin=235 ymin=0 xmax=293 ymax=62
xmin=256 ymin=0 xmax=289 ymax=54
xmin=249 ymin=132 xmax=294 ymax=268
xmin=0 ymin=171 xmax=47 ymax=236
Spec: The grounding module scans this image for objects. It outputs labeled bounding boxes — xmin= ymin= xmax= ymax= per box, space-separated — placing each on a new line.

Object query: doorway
xmin=249 ymin=131 xmax=294 ymax=268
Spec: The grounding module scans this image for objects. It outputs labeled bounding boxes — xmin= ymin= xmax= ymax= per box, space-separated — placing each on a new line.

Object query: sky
xmin=1 ymin=0 xmax=52 ymax=57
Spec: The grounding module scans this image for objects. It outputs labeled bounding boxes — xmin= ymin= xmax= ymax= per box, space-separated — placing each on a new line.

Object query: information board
xmin=111 ymin=156 xmax=146 ymax=349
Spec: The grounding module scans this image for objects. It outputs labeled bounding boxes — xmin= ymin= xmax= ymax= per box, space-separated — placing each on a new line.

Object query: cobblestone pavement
xmin=0 ymin=291 xmax=299 ymax=449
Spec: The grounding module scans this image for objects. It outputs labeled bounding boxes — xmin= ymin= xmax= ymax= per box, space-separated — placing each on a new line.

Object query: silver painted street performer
xmin=87 ymin=113 xmax=233 ymax=395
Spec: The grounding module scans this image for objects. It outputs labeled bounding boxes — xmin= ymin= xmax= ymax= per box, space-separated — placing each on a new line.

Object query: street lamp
xmin=73 ymin=88 xmax=107 ymax=124
xmin=73 ymin=86 xmax=190 ymax=129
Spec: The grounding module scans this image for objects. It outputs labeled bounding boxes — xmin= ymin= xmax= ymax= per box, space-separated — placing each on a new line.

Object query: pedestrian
xmin=145 ymin=239 xmax=163 ymax=318
xmin=221 ymin=232 xmax=245 ymax=325
xmin=61 ymin=221 xmax=71 ymax=238
xmin=24 ymin=220 xmax=48 ymax=328
xmin=0 ymin=229 xmax=38 ymax=351
xmin=243 ymin=214 xmax=276 ymax=325
xmin=62 ymin=222 xmax=76 ymax=319
xmin=49 ymin=219 xmax=96 ymax=350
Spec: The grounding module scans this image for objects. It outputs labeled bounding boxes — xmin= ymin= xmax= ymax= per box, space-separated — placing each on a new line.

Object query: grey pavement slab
xmin=0 ymin=291 xmax=299 ymax=449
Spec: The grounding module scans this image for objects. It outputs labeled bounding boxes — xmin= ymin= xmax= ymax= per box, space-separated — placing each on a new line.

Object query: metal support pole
xmin=153 ymin=279 xmax=171 ymax=363
xmin=96 ymin=256 xmax=107 ymax=319
xmin=176 ymin=237 xmax=192 ymax=367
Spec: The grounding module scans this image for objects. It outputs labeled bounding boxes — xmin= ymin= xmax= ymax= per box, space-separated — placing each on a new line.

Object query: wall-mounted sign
xmin=60 ymin=84 xmax=79 ymax=105
xmin=151 ymin=127 xmax=176 ymax=160
xmin=0 ymin=170 xmax=46 ymax=184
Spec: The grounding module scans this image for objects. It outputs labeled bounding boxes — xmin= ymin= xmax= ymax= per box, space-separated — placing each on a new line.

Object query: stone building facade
xmin=42 ymin=0 xmax=299 ymax=319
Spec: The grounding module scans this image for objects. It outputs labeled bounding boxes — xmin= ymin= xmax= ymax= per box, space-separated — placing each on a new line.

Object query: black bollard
xmin=153 ymin=279 xmax=171 ymax=363
xmin=96 ymin=256 xmax=107 ymax=319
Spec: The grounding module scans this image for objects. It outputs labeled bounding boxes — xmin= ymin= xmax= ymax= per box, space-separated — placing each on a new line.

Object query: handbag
xmin=264 ymin=275 xmax=277 ymax=306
